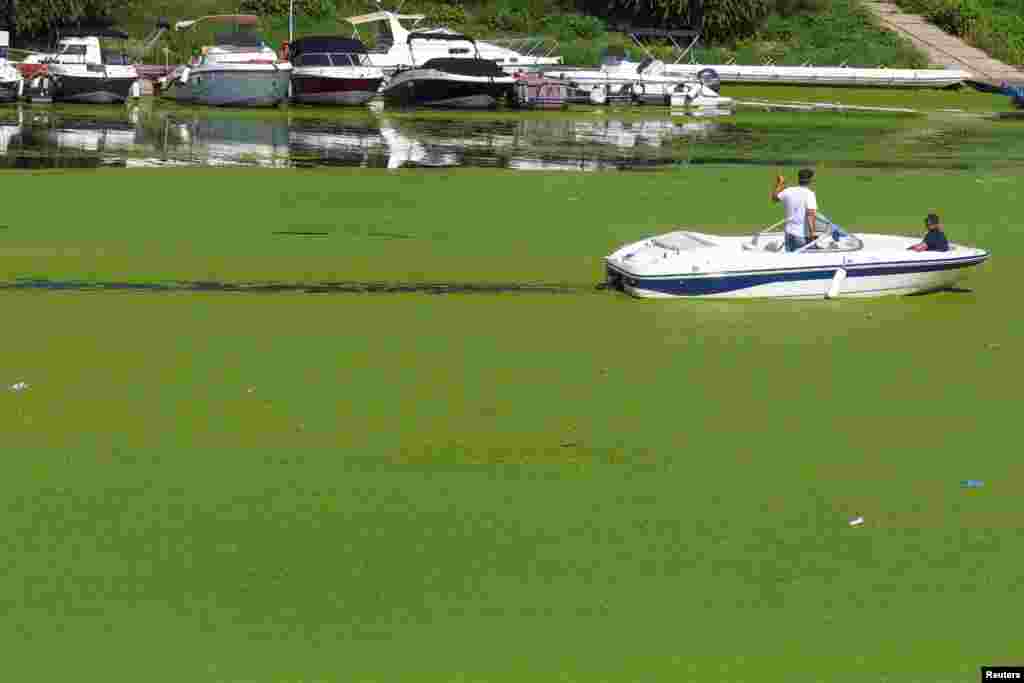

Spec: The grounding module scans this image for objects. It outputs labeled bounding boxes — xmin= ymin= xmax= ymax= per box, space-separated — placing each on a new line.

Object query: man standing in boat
xmin=771 ymin=168 xmax=818 ymax=252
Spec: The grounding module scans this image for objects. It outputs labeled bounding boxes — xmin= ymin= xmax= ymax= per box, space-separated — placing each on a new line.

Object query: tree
xmin=579 ymin=0 xmax=773 ymax=44
xmin=14 ymin=0 xmax=131 ymax=45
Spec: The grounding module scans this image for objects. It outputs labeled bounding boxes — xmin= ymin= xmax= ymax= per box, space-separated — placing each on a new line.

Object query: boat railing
xmin=488 ymin=36 xmax=561 ymax=60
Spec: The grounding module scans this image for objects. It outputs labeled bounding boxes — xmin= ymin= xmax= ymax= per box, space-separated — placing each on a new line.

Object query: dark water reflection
xmin=0 ymin=103 xmax=1019 ymax=171
xmin=0 ymin=104 xmax=732 ymax=171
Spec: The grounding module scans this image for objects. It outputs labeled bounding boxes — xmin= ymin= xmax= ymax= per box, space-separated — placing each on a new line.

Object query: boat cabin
xmin=289 ymin=36 xmax=372 ymax=68
xmin=50 ymin=31 xmax=132 ymax=67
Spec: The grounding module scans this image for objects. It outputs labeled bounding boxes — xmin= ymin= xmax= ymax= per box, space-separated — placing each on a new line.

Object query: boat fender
xmin=179 ymin=67 xmax=190 ymax=84
xmin=826 ymin=268 xmax=847 ymax=299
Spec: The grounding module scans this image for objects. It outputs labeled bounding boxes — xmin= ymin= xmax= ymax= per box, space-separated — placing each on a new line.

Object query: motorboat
xmin=0 ymin=30 xmax=22 ymax=101
xmin=345 ymin=10 xmax=562 ymax=73
xmin=545 ymin=53 xmax=731 ymax=108
xmin=158 ymin=15 xmax=291 ymax=107
xmin=605 ymin=215 xmax=989 ymax=299
xmin=381 ymin=34 xmax=515 ymax=108
xmin=289 ymin=35 xmax=385 ymax=105
xmin=28 ymin=30 xmax=140 ymax=104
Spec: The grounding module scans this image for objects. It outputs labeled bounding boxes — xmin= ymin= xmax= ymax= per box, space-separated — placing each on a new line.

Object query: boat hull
xmin=50 ymin=74 xmax=136 ymax=104
xmin=291 ymin=75 xmax=383 ymax=105
xmin=382 ymin=73 xmax=514 ymax=109
xmin=162 ymin=68 xmax=290 ymax=107
xmin=607 ymin=253 xmax=988 ymax=299
xmin=0 ymin=80 xmax=18 ymax=102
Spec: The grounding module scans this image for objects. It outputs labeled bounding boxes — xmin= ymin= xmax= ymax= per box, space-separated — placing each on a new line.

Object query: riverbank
xmin=104 ymin=0 xmax=930 ymax=69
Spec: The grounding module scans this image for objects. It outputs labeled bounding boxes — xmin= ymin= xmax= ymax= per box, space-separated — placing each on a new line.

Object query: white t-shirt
xmin=778 ymin=186 xmax=818 ymax=238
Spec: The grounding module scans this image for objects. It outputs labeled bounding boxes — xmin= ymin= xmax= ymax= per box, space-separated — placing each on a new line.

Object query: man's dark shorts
xmin=924 ymin=229 xmax=949 ymax=251
xmin=786 ymin=234 xmax=812 ymax=252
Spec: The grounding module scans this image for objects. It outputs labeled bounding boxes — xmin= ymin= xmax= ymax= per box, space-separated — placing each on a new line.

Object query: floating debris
xmin=849 ymin=516 xmax=865 ymax=527
xmin=9 ymin=381 xmax=29 ymax=392
xmin=987 ymin=343 xmax=1001 ymax=351
xmin=961 ymin=480 xmax=984 ymax=488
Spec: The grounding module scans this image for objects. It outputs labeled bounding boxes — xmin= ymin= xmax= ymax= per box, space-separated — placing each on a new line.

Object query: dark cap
xmin=925 ymin=213 xmax=941 ymax=226
xmin=798 ymin=168 xmax=814 ymax=184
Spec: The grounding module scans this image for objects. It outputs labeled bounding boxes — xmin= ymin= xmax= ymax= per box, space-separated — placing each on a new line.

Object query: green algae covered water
xmin=0 ymin=103 xmax=1021 ymax=681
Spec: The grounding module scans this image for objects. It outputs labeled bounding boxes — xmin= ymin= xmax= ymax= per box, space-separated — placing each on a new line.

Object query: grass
xmin=894 ymin=0 xmax=1024 ymax=68
xmin=0 ymin=165 xmax=1021 ymax=681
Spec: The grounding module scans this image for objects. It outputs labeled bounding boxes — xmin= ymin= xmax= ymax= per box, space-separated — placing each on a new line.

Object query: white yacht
xmin=27 ymin=30 xmax=140 ymax=104
xmin=345 ymin=10 xmax=561 ymax=73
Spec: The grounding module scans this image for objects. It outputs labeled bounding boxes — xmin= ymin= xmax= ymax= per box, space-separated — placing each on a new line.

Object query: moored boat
xmin=345 ymin=10 xmax=562 ymax=74
xmin=289 ymin=35 xmax=384 ymax=105
xmin=158 ymin=15 xmax=291 ymax=107
xmin=605 ymin=216 xmax=989 ymax=299
xmin=32 ymin=30 xmax=140 ymax=104
xmin=381 ymin=34 xmax=515 ymax=109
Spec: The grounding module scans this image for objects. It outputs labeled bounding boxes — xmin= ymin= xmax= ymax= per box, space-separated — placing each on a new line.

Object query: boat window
xmin=60 ymin=45 xmax=87 ymax=57
xmin=296 ymin=53 xmax=331 ymax=67
xmin=102 ymin=50 xmax=130 ymax=65
xmin=448 ymin=47 xmax=471 ymax=55
xmin=329 ymin=53 xmax=358 ymax=66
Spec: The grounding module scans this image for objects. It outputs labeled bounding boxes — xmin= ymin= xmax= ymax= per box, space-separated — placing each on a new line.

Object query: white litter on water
xmin=9 ymin=381 xmax=29 ymax=392
xmin=849 ymin=516 xmax=865 ymax=527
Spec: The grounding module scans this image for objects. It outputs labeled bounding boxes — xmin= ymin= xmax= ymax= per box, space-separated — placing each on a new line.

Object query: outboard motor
xmin=696 ymin=67 xmax=721 ymax=94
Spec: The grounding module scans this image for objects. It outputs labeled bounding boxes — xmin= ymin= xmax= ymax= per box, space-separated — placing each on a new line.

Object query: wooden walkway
xmin=864 ymin=0 xmax=1024 ymax=85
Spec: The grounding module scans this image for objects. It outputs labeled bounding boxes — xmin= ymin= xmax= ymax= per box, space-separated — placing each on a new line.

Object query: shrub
xmin=486 ymin=0 xmax=531 ymax=33
xmin=238 ymin=0 xmax=336 ymax=19
xmin=422 ymin=2 xmax=468 ymax=28
xmin=542 ymin=13 xmax=606 ymax=41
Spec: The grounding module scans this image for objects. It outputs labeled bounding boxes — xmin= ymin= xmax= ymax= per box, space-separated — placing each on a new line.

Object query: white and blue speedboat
xmin=605 ymin=216 xmax=989 ymax=299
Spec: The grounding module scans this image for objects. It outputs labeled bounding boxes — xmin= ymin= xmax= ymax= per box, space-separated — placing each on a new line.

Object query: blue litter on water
xmin=961 ymin=480 xmax=984 ymax=488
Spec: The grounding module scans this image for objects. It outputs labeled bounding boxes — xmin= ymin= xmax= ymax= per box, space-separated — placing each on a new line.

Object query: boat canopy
xmin=408 ymin=31 xmax=474 ymax=44
xmin=347 ymin=12 xmax=425 ymax=25
xmin=290 ymin=36 xmax=368 ymax=55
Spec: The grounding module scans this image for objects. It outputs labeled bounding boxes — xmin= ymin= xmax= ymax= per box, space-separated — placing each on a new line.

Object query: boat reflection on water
xmin=0 ymin=104 xmax=723 ymax=170
xmin=0 ymin=105 xmax=144 ymax=167
xmin=156 ymin=114 xmax=291 ymax=167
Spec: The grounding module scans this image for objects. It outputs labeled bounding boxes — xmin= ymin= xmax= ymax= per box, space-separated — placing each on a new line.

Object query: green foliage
xmin=691 ymin=0 xmax=928 ymax=67
xmin=894 ymin=0 xmax=1024 ymax=66
xmin=237 ymin=0 xmax=336 ymax=19
xmin=16 ymin=0 xmax=133 ymax=41
xmin=769 ymin=0 xmax=830 ymax=17
xmin=422 ymin=2 xmax=469 ymax=28
xmin=542 ymin=13 xmax=606 ymax=41
xmin=486 ymin=0 xmax=532 ymax=33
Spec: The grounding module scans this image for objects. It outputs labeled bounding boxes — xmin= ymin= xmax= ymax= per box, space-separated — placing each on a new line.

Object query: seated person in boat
xmin=908 ymin=213 xmax=949 ymax=252
xmin=771 ymin=168 xmax=818 ymax=252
